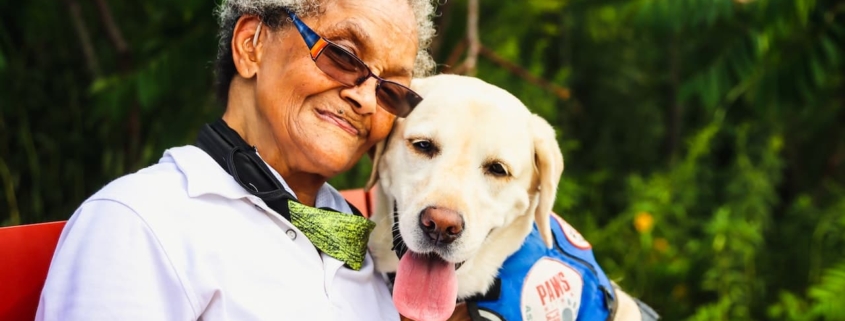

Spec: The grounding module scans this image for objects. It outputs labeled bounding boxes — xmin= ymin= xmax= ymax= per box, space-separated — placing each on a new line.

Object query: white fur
xmin=367 ymin=74 xmax=643 ymax=320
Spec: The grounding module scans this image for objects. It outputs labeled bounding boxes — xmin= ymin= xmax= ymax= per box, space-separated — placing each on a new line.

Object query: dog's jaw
xmin=453 ymin=209 xmax=536 ymax=299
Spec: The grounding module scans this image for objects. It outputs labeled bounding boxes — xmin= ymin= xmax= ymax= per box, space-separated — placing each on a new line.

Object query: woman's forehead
xmin=320 ymin=0 xmax=417 ymax=39
xmin=314 ymin=7 xmax=417 ymax=77
xmin=320 ymin=21 xmax=374 ymax=49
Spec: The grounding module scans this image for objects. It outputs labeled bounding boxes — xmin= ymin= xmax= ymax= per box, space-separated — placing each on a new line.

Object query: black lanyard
xmin=193 ymin=119 xmax=364 ymax=219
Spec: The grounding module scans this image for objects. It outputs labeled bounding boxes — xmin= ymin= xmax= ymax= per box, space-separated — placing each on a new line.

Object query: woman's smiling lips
xmin=316 ymin=109 xmax=360 ymax=136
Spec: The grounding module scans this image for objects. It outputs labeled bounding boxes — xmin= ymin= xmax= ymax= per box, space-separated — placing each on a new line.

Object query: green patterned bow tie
xmin=287 ymin=200 xmax=376 ymax=270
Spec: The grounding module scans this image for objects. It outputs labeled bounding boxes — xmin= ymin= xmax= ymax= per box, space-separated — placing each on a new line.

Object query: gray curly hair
xmin=213 ymin=0 xmax=438 ymax=104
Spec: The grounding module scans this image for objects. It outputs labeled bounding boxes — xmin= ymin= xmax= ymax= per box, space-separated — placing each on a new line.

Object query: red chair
xmin=0 ymin=189 xmax=374 ymax=321
xmin=0 ymin=221 xmax=67 ymax=321
xmin=339 ymin=188 xmax=375 ymax=218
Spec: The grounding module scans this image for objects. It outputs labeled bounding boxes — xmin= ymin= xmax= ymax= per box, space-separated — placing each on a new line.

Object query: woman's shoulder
xmin=73 ymin=145 xmax=254 ymax=246
xmin=81 ymin=144 xmax=263 ymax=224
xmin=90 ymin=157 xmax=189 ymax=205
xmin=82 ymin=145 xmax=216 ymax=217
xmin=87 ymin=145 xmax=230 ymax=206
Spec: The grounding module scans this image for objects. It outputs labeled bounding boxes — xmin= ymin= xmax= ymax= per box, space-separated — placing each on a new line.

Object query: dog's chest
xmin=463 ymin=217 xmax=617 ymax=321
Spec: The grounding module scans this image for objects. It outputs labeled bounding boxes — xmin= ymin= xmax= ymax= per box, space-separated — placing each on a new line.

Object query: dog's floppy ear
xmin=530 ymin=114 xmax=564 ymax=248
xmin=367 ymin=77 xmax=430 ymax=191
xmin=365 ymin=115 xmax=404 ymax=191
xmin=364 ymin=139 xmax=386 ymax=192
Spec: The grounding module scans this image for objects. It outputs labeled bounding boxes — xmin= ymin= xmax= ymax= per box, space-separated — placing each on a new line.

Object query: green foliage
xmin=769 ymin=258 xmax=845 ymax=320
xmin=1 ymin=0 xmax=220 ymax=225
xmin=420 ymin=0 xmax=845 ymax=319
xmin=2 ymin=0 xmax=844 ymax=319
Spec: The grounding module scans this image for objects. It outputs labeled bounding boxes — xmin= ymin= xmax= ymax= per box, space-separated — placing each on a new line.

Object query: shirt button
xmin=286 ymin=229 xmax=297 ymax=240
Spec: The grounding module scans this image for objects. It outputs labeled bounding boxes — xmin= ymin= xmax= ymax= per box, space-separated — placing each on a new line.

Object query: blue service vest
xmin=464 ymin=215 xmax=617 ymax=321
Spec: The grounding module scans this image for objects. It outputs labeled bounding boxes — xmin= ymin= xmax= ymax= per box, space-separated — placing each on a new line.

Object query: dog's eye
xmin=485 ymin=162 xmax=509 ymax=177
xmin=413 ymin=140 xmax=432 ymax=151
xmin=410 ymin=139 xmax=438 ymax=157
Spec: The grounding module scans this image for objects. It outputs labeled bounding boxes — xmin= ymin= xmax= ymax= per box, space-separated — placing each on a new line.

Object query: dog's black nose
xmin=419 ymin=207 xmax=464 ymax=245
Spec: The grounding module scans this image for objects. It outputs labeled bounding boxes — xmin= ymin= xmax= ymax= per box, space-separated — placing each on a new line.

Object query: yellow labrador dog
xmin=366 ymin=74 xmax=654 ymax=321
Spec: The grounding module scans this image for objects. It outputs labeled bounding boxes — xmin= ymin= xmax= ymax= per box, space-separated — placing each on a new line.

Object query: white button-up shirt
xmin=36 ymin=146 xmax=399 ymax=321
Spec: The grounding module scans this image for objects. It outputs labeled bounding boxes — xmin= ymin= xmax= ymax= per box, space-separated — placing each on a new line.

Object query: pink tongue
xmin=393 ymin=252 xmax=457 ymax=321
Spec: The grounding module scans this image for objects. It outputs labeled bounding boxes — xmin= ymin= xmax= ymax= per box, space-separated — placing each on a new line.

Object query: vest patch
xmin=466 ymin=215 xmax=615 ymax=321
xmin=552 ymin=215 xmax=592 ymax=250
xmin=520 ymin=258 xmax=583 ymax=321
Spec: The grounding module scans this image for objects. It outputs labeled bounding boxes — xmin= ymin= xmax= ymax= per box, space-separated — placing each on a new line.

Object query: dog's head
xmin=366 ymin=74 xmax=564 ymax=320
xmin=367 ymin=74 xmax=564 ymax=263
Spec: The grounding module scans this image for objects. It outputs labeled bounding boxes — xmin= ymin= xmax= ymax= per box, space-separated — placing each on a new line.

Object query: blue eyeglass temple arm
xmin=287 ymin=11 xmax=321 ymax=49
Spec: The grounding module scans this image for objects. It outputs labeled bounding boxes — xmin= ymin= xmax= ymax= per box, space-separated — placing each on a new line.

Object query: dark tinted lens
xmin=315 ymin=41 xmax=422 ymax=117
xmin=377 ymin=82 xmax=422 ymax=118
xmin=315 ymin=44 xmax=369 ymax=86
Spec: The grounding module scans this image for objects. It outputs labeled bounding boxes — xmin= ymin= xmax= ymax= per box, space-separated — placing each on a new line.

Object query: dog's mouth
xmin=392 ymin=251 xmax=461 ymax=321
xmin=412 ymin=251 xmax=466 ymax=270
xmin=388 ymin=202 xmax=468 ymax=320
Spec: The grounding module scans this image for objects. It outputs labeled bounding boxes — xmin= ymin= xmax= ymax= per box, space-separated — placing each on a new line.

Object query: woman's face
xmin=254 ymin=0 xmax=418 ymax=179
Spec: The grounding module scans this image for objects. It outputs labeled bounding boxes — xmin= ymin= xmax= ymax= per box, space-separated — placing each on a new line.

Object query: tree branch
xmin=667 ymin=34 xmax=683 ymax=159
xmin=94 ymin=0 xmax=129 ymax=55
xmin=441 ymin=39 xmax=467 ymax=74
xmin=0 ymin=157 xmax=20 ymax=226
xmin=93 ymin=0 xmax=139 ymax=172
xmin=478 ymin=45 xmax=572 ymax=102
xmin=461 ymin=0 xmax=480 ymax=76
xmin=62 ymin=0 xmax=101 ymax=77
xmin=442 ymin=1 xmax=571 ymax=103
xmin=429 ymin=0 xmax=454 ymax=58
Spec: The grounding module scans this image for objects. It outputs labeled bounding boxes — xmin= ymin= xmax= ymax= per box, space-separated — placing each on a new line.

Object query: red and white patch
xmin=551 ymin=215 xmax=592 ymax=250
xmin=521 ymin=258 xmax=583 ymax=321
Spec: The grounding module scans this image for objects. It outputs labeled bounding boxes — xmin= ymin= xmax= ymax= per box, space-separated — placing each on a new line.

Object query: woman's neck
xmin=222 ymin=80 xmax=326 ymax=206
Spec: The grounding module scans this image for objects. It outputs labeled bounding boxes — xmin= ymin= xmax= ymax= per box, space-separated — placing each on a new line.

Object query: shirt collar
xmin=253 ymin=152 xmax=350 ymax=211
xmin=162 ymin=145 xmax=252 ymax=200
xmin=162 ymin=145 xmax=351 ymax=212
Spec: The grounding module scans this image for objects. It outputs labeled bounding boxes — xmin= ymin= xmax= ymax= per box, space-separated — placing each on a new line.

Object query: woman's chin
xmin=291 ymin=126 xmax=369 ymax=178
xmin=309 ymin=148 xmax=364 ymax=177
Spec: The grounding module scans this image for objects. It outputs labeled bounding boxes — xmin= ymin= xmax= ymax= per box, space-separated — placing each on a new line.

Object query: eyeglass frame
xmin=251 ymin=11 xmax=423 ymax=118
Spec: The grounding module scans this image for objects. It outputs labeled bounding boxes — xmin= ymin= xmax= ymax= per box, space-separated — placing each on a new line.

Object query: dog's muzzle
xmin=392 ymin=202 xmax=467 ymax=271
xmin=419 ymin=206 xmax=464 ymax=246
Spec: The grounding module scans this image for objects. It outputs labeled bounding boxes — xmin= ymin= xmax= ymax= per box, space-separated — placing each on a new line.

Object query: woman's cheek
xmin=369 ymin=111 xmax=397 ymax=143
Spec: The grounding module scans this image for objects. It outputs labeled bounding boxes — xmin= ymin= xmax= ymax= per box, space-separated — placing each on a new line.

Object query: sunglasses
xmin=255 ymin=11 xmax=423 ymax=118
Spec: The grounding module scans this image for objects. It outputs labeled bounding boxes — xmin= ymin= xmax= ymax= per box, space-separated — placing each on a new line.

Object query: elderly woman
xmin=36 ymin=0 xmax=436 ymax=320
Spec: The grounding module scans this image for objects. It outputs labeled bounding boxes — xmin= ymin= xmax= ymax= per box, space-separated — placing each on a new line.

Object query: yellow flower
xmin=634 ymin=211 xmax=654 ymax=233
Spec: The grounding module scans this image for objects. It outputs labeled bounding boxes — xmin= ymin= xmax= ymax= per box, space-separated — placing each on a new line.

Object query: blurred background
xmin=1 ymin=0 xmax=844 ymax=319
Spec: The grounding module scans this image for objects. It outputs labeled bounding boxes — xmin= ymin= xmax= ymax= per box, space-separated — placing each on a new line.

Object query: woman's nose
xmin=340 ymin=77 xmax=379 ymax=115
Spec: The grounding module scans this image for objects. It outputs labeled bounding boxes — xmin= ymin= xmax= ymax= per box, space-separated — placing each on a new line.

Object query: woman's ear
xmin=231 ymin=15 xmax=263 ymax=79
